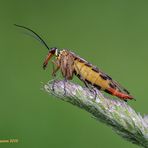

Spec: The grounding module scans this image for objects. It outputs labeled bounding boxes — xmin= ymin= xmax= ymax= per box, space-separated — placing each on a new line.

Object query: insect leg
xmin=51 ymin=60 xmax=60 ymax=91
xmin=84 ymin=80 xmax=98 ymax=99
xmin=52 ymin=60 xmax=60 ymax=77
xmin=92 ymin=87 xmax=98 ymax=100
xmin=81 ymin=78 xmax=89 ymax=88
xmin=77 ymin=73 xmax=98 ymax=99
xmin=63 ymin=77 xmax=67 ymax=96
xmin=84 ymin=82 xmax=98 ymax=99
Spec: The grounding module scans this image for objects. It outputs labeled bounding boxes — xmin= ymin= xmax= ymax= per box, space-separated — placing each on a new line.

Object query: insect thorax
xmin=57 ymin=49 xmax=75 ymax=80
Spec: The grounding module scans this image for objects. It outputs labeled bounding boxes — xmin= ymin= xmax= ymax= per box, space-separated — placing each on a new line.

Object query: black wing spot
xmin=109 ymin=83 xmax=116 ymax=89
xmin=123 ymin=88 xmax=130 ymax=94
xmin=85 ymin=63 xmax=92 ymax=67
xmin=92 ymin=67 xmax=100 ymax=73
xmin=100 ymin=74 xmax=108 ymax=80
xmin=106 ymin=75 xmax=112 ymax=80
xmin=77 ymin=57 xmax=87 ymax=63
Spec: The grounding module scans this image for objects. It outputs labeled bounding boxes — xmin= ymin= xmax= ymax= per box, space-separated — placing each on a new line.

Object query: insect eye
xmin=49 ymin=47 xmax=57 ymax=54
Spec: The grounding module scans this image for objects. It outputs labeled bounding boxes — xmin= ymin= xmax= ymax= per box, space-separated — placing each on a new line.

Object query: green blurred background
xmin=0 ymin=0 xmax=147 ymax=147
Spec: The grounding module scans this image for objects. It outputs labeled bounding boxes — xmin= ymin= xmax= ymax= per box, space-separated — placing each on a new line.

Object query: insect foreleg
xmin=51 ymin=60 xmax=60 ymax=77
xmin=51 ymin=60 xmax=60 ymax=91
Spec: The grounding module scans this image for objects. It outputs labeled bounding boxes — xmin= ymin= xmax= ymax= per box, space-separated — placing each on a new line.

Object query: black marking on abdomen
xmin=93 ymin=84 xmax=101 ymax=90
xmin=75 ymin=70 xmax=102 ymax=91
xmin=75 ymin=72 xmax=92 ymax=85
xmin=105 ymin=89 xmax=112 ymax=95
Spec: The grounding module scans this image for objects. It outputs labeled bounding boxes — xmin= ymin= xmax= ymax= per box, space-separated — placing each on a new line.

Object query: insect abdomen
xmin=107 ymin=88 xmax=133 ymax=99
xmin=74 ymin=59 xmax=133 ymax=100
xmin=74 ymin=60 xmax=109 ymax=89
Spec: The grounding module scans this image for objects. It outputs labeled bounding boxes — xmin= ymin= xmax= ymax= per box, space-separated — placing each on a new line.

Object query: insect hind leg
xmin=82 ymin=79 xmax=99 ymax=100
xmin=63 ymin=77 xmax=67 ymax=96
xmin=89 ymin=85 xmax=99 ymax=100
xmin=74 ymin=64 xmax=99 ymax=99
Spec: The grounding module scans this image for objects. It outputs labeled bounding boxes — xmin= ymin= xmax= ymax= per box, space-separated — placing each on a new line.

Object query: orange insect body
xmin=15 ymin=24 xmax=134 ymax=101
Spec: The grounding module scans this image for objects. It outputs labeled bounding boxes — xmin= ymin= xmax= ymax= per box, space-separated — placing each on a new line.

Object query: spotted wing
xmin=110 ymin=79 xmax=130 ymax=94
xmin=97 ymin=69 xmax=131 ymax=95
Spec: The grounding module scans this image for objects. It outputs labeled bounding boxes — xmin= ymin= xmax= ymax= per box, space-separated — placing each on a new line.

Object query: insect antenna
xmin=14 ymin=24 xmax=50 ymax=50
